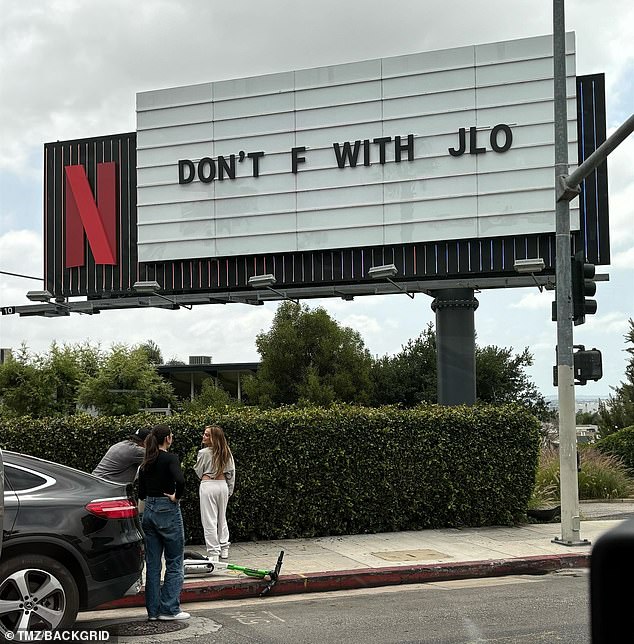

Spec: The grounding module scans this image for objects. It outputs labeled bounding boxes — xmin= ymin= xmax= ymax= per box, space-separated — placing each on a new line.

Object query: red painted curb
xmin=96 ymin=552 xmax=590 ymax=611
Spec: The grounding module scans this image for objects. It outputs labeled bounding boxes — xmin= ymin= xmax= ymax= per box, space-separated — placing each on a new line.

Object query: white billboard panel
xmin=136 ymin=33 xmax=578 ymax=263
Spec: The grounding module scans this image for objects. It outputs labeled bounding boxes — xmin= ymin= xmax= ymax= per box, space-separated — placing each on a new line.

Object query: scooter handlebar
xmin=260 ymin=550 xmax=285 ymax=597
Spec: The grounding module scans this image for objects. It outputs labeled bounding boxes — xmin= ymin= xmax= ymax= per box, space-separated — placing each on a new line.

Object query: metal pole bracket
xmin=556 ymin=175 xmax=581 ymax=202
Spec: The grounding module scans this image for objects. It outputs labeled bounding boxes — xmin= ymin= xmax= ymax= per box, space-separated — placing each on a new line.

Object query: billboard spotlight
xmin=248 ymin=274 xmax=277 ymax=288
xmin=26 ymin=290 xmax=53 ymax=302
xmin=513 ymin=258 xmax=545 ymax=274
xmin=368 ymin=264 xmax=398 ymax=279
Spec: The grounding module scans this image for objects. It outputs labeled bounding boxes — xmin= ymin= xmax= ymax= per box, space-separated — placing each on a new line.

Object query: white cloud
xmin=583 ymin=311 xmax=631 ymax=335
xmin=509 ymin=290 xmax=554 ymax=311
xmin=605 ymin=137 xmax=634 ymax=249
xmin=339 ymin=314 xmax=382 ymax=337
xmin=611 ymin=247 xmax=634 ymax=269
xmin=0 ymin=230 xmax=43 ymax=297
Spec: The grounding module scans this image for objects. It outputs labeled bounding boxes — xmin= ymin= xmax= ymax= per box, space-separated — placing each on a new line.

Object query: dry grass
xmin=532 ymin=446 xmax=634 ymax=502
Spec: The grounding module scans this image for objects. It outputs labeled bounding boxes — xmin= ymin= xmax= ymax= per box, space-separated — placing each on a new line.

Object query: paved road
xmin=77 ymin=569 xmax=591 ymax=643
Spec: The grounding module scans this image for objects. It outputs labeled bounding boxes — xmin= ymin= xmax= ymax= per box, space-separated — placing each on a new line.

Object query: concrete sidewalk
xmin=97 ymin=501 xmax=634 ymax=610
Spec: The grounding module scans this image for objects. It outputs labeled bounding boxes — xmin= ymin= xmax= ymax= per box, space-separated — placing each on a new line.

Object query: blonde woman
xmin=194 ymin=425 xmax=236 ymax=562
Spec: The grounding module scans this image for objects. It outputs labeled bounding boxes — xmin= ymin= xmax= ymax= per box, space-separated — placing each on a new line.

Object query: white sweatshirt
xmin=193 ymin=447 xmax=236 ymax=495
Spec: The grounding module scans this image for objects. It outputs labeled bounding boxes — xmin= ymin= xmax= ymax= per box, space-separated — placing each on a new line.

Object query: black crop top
xmin=138 ymin=450 xmax=185 ymax=500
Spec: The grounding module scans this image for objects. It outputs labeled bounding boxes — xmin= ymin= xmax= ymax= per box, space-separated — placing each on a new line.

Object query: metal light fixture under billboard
xmin=133 ymin=280 xmax=162 ymax=294
xmin=247 ymin=274 xmax=276 ymax=289
xmin=368 ymin=264 xmax=414 ymax=299
xmin=513 ymin=258 xmax=545 ymax=274
xmin=26 ymin=289 xmax=72 ymax=316
xmin=513 ymin=258 xmax=545 ymax=292
xmin=26 ymin=290 xmax=54 ymax=302
xmin=248 ymin=274 xmax=299 ymax=304
xmin=132 ymin=281 xmax=192 ymax=310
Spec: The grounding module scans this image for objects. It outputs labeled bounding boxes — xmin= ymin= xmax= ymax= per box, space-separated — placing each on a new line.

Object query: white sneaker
xmin=220 ymin=547 xmax=229 ymax=559
xmin=207 ymin=554 xmax=219 ymax=563
xmin=158 ymin=611 xmax=190 ymax=621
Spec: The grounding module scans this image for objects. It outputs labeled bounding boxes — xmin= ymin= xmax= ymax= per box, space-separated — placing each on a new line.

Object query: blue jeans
xmin=142 ymin=497 xmax=185 ymax=618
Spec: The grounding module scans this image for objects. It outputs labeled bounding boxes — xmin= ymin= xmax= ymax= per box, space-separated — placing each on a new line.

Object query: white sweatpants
xmin=199 ymin=480 xmax=229 ymax=556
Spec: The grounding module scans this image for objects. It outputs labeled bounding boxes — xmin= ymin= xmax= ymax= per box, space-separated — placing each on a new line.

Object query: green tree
xmin=45 ymin=342 xmax=103 ymax=415
xmin=598 ymin=318 xmax=634 ymax=436
xmin=138 ymin=340 xmax=164 ymax=365
xmin=0 ymin=341 xmax=173 ymax=417
xmin=184 ymin=379 xmax=240 ymax=412
xmin=370 ymin=326 xmax=547 ymax=416
xmin=243 ymin=301 xmax=374 ymax=406
xmin=0 ymin=344 xmax=54 ymax=417
xmin=0 ymin=342 xmax=104 ymax=417
xmin=475 ymin=345 xmax=548 ymax=417
xmin=77 ymin=344 xmax=175 ymax=415
xmin=371 ymin=323 xmax=437 ymax=405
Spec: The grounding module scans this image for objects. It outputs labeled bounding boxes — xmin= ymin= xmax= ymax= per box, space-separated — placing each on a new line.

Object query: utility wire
xmin=0 ymin=270 xmax=43 ymax=281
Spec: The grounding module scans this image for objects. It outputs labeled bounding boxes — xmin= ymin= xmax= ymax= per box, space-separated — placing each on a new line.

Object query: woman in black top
xmin=138 ymin=424 xmax=189 ymax=621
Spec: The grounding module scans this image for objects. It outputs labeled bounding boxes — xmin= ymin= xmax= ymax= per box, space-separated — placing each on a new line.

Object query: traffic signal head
xmin=572 ymin=251 xmax=597 ymax=325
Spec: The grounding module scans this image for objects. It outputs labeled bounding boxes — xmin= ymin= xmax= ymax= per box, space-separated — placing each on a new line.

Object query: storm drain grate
xmin=370 ymin=548 xmax=451 ymax=561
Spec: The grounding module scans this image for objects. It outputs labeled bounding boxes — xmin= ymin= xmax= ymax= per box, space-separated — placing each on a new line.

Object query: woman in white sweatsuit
xmin=194 ymin=425 xmax=235 ymax=562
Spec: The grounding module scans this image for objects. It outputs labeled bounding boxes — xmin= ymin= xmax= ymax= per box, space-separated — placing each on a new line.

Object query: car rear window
xmin=5 ymin=465 xmax=51 ymax=492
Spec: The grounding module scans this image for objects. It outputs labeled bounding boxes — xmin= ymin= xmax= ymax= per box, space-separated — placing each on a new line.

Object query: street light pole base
xmin=552 ymin=537 xmax=592 ymax=547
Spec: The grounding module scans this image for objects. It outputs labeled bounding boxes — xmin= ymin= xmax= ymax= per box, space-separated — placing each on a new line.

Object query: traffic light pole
xmin=552 ymin=0 xmax=584 ymax=546
xmin=552 ymin=0 xmax=634 ymax=546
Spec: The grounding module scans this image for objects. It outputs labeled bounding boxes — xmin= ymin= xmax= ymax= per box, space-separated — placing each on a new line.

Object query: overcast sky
xmin=0 ymin=0 xmax=632 ymax=398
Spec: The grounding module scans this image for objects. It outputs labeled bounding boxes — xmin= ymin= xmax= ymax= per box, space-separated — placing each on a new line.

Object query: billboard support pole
xmin=431 ymin=288 xmax=479 ymax=406
xmin=552 ymin=0 xmax=587 ymax=547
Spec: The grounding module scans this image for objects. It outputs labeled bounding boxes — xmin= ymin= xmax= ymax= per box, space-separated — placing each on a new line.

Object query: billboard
xmin=136 ymin=33 xmax=579 ymax=264
xmin=42 ymin=35 xmax=608 ymax=301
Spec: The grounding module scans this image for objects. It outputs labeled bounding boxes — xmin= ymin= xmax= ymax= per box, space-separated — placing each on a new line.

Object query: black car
xmin=0 ymin=449 xmax=143 ymax=635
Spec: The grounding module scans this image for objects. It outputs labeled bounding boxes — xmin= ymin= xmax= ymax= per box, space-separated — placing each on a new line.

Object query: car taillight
xmin=86 ymin=498 xmax=138 ymax=519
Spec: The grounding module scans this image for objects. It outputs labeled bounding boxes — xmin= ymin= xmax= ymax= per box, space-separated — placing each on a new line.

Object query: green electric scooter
xmin=183 ymin=550 xmax=285 ymax=596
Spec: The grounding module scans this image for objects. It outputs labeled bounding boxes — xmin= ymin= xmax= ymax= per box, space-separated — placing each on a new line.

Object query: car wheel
xmin=0 ymin=555 xmax=79 ymax=635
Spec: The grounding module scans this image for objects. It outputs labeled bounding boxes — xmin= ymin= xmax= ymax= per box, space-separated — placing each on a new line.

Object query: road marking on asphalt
xmin=225 ymin=609 xmax=286 ymax=625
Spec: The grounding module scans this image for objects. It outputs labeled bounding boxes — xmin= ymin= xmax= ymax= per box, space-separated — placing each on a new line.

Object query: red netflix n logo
xmin=64 ymin=163 xmax=117 ymax=268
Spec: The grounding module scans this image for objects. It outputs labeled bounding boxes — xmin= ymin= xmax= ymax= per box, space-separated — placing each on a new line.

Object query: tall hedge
xmin=0 ymin=404 xmax=540 ymax=543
